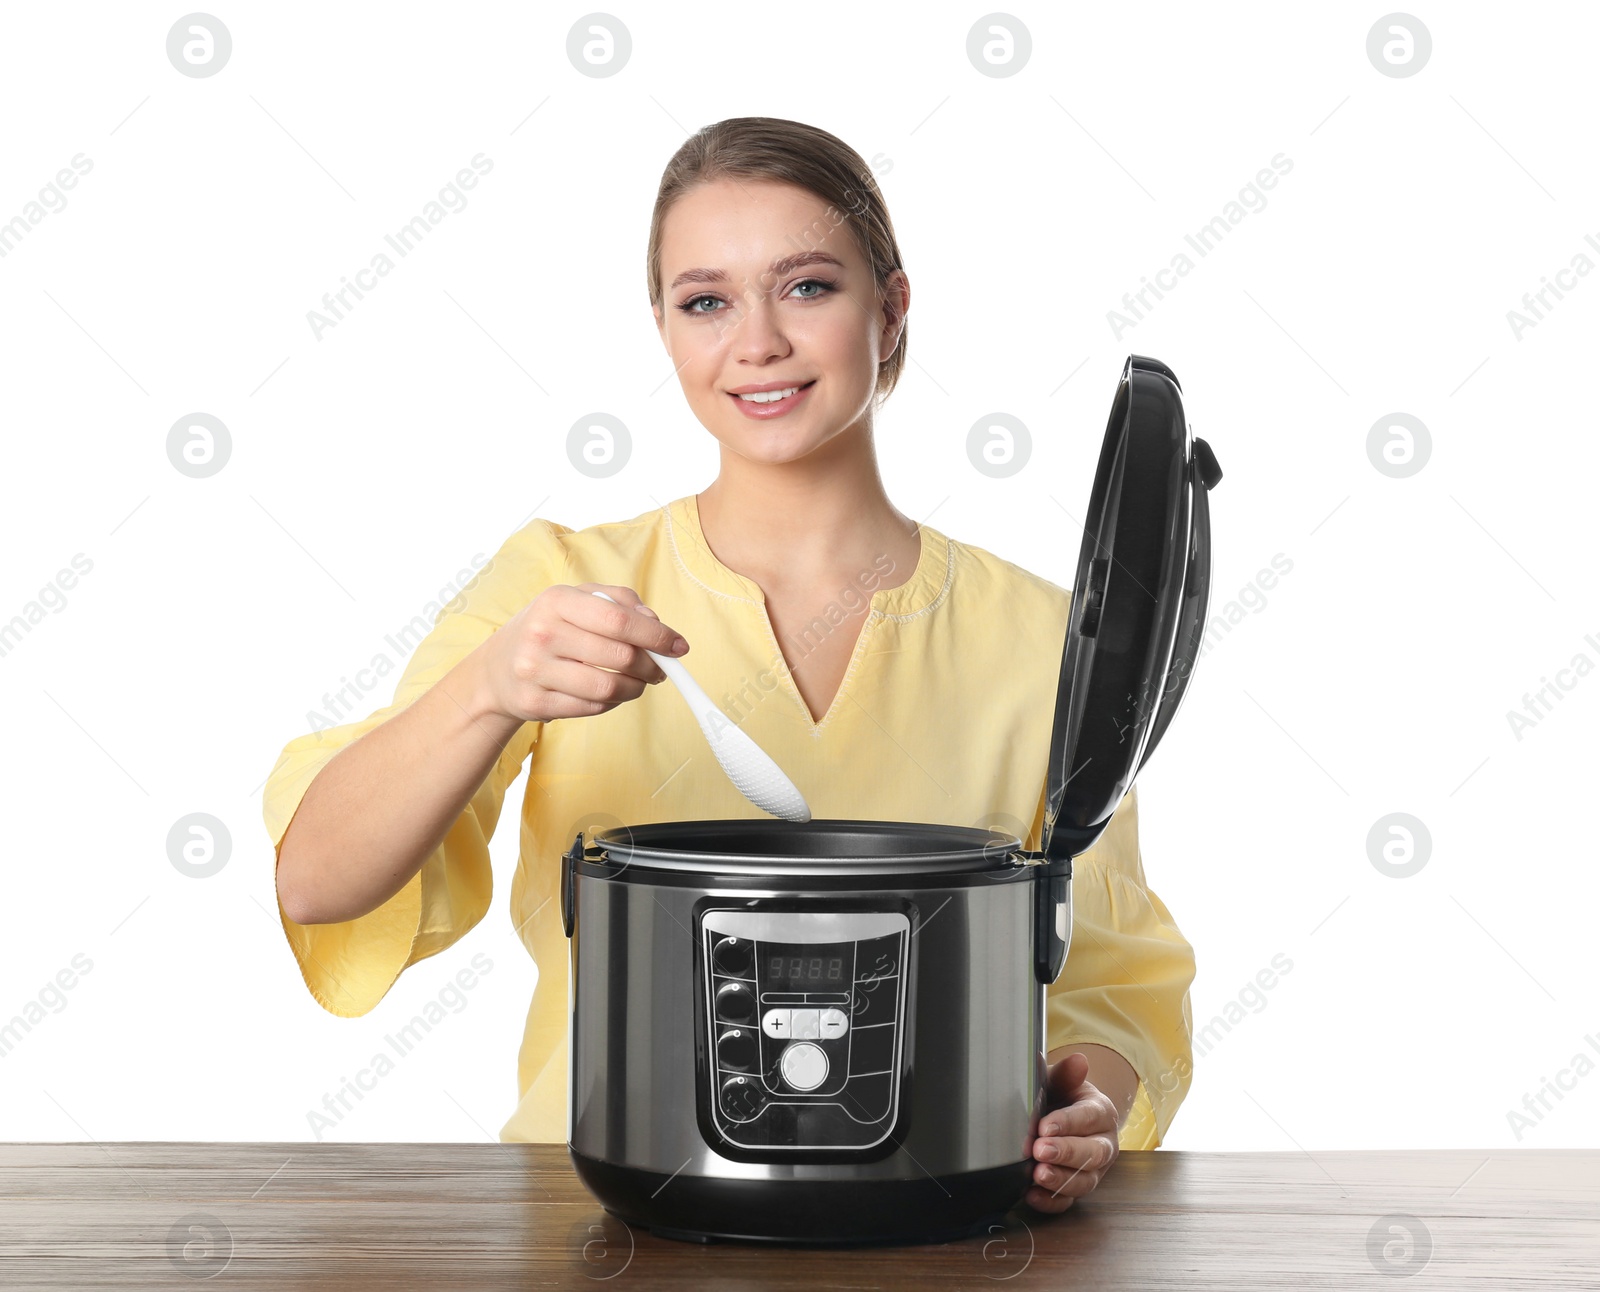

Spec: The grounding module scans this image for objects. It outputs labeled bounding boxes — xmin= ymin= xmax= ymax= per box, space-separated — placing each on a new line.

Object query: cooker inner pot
xmin=589 ymin=818 xmax=1027 ymax=877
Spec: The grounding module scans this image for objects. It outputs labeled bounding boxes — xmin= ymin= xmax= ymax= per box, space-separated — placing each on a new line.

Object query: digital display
xmin=761 ymin=942 xmax=848 ymax=990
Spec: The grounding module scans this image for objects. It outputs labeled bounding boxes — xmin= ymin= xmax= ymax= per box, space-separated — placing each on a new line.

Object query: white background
xmin=1 ymin=1 xmax=1595 ymax=1157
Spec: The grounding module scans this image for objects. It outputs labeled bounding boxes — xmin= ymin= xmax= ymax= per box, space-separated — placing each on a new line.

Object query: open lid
xmin=1040 ymin=355 xmax=1223 ymax=863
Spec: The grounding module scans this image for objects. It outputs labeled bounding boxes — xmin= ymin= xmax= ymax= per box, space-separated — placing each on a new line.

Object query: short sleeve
xmin=260 ymin=518 xmax=572 ymax=1018
xmin=1033 ymin=783 xmax=1197 ymax=1149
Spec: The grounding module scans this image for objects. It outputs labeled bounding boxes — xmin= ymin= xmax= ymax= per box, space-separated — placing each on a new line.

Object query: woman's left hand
xmin=1024 ymin=1050 xmax=1120 ymax=1214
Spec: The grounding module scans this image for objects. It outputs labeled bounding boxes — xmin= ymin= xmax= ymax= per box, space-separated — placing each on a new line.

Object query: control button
xmin=851 ymin=981 xmax=894 ymax=1025
xmin=819 ymin=1007 xmax=849 ymax=1039
xmin=791 ymin=1007 xmax=820 ymax=1039
xmin=856 ymin=933 xmax=900 ymax=980
xmin=717 ymin=1027 xmax=758 ymax=1071
xmin=712 ymin=935 xmax=752 ymax=978
xmin=780 ymin=1041 xmax=829 ymax=1091
xmin=716 ymin=981 xmax=756 ymax=1024
xmin=848 ymin=1021 xmax=894 ymax=1076
xmin=761 ymin=1008 xmax=791 ymax=1038
xmin=763 ymin=1100 xmax=798 ymax=1145
xmin=719 ymin=1074 xmax=766 ymax=1121
xmin=842 ymin=1072 xmax=893 ymax=1123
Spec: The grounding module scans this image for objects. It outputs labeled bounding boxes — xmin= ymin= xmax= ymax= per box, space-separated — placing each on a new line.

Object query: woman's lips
xmin=727 ymin=380 xmax=816 ymax=420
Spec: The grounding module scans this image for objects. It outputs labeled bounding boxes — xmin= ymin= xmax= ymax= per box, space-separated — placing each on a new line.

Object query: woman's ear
xmin=881 ymin=270 xmax=910 ymax=357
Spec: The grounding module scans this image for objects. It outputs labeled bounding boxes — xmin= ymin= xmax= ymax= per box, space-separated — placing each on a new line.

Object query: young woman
xmin=265 ymin=116 xmax=1196 ymax=1215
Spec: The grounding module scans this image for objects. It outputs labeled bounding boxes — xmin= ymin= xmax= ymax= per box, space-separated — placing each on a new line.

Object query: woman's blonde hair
xmin=646 ymin=116 xmax=908 ymax=407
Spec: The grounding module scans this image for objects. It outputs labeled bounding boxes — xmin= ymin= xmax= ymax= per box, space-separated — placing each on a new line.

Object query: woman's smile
xmin=725 ymin=378 xmax=817 ymax=420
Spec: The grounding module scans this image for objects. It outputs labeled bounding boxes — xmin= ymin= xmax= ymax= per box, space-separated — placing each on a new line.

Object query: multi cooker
xmin=559 ymin=355 xmax=1223 ymax=1244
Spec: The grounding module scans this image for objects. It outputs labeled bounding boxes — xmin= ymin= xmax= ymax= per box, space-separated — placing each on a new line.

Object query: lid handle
xmin=1078 ymin=557 xmax=1110 ymax=638
xmin=1194 ymin=436 xmax=1223 ymax=490
xmin=561 ymin=832 xmax=584 ymax=938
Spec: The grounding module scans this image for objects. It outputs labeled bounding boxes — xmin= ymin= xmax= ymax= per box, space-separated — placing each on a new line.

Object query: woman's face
xmin=654 ymin=178 xmax=907 ymax=465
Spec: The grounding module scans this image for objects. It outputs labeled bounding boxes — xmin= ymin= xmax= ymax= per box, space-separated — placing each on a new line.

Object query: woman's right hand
xmin=472 ymin=583 xmax=691 ymax=724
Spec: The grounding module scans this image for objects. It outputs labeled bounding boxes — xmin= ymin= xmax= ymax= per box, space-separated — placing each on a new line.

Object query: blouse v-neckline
xmin=664 ymin=493 xmax=954 ymax=731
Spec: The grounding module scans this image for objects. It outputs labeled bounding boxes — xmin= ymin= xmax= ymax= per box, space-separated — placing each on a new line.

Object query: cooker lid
xmin=1041 ymin=355 xmax=1222 ymax=863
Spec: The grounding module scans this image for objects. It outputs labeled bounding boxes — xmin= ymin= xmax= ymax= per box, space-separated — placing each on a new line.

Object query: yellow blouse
xmin=261 ymin=495 xmax=1196 ymax=1149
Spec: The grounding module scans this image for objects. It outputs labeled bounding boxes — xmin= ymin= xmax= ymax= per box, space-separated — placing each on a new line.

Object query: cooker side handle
xmin=1033 ymin=857 xmax=1074 ymax=986
xmin=561 ymin=832 xmax=583 ymax=938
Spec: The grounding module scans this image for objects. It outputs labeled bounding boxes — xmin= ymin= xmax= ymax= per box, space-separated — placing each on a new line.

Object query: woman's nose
xmin=725 ymin=293 xmax=790 ymax=361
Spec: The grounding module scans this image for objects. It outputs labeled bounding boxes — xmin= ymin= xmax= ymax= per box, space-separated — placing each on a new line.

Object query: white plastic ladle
xmin=590 ymin=591 xmax=811 ymax=822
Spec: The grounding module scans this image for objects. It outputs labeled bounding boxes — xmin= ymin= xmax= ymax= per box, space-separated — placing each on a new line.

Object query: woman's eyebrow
xmin=669 ymin=250 xmax=845 ymax=290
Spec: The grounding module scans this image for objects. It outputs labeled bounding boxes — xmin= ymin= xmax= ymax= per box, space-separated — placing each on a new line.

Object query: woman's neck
xmin=695 ymin=428 xmax=920 ymax=594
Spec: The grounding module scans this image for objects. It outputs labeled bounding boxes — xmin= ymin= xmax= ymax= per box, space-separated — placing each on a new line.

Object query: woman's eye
xmin=675 ymin=279 xmax=837 ymax=317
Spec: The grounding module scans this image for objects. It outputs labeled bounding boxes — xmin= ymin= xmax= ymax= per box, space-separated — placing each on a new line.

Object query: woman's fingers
xmin=1038 ymin=1093 xmax=1115 ymax=1139
xmin=523 ymin=584 xmax=696 ymax=711
xmin=1033 ymin=1127 xmax=1117 ymax=1172
xmin=1023 ymin=1135 xmax=1114 ymax=1213
xmin=485 ymin=583 xmax=688 ymax=725
xmin=1025 ymin=1091 xmax=1119 ymax=1216
xmin=561 ymin=584 xmax=689 ymax=687
xmin=528 ymin=657 xmax=649 ymax=714
xmin=1035 ymin=1088 xmax=1119 ymax=1171
xmin=569 ymin=584 xmax=689 ymax=656
xmin=1024 ymin=1171 xmax=1088 ymax=1211
xmin=1023 ymin=1186 xmax=1075 ymax=1214
xmin=548 ymin=621 xmax=669 ymax=684
xmin=573 ymin=582 xmax=649 ymax=611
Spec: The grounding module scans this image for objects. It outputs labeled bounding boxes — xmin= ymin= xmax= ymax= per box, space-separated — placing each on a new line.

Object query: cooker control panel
xmin=699 ymin=908 xmax=909 ymax=1152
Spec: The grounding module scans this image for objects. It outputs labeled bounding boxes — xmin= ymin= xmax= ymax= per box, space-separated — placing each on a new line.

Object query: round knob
xmin=715 ymin=981 xmax=755 ymax=1024
xmin=716 ymin=1027 xmax=758 ymax=1071
xmin=780 ymin=1041 xmax=829 ymax=1091
xmin=712 ymin=935 xmax=752 ymax=978
xmin=719 ymin=1074 xmax=765 ymax=1121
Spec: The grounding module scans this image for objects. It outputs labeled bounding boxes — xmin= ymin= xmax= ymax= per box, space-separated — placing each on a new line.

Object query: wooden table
xmin=1 ymin=1143 xmax=1595 ymax=1288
